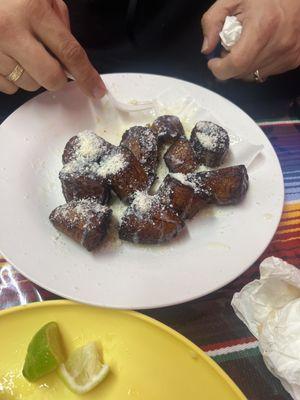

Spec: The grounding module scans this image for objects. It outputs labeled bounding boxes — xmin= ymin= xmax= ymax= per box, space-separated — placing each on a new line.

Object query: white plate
xmin=0 ymin=73 xmax=284 ymax=309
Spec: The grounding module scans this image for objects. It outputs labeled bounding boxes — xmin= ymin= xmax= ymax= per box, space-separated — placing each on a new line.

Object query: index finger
xmin=32 ymin=8 xmax=106 ymax=99
xmin=207 ymin=21 xmax=269 ymax=80
xmin=201 ymin=0 xmax=240 ymax=54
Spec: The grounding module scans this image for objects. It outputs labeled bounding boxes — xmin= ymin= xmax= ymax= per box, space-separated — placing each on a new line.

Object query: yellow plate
xmin=0 ymin=300 xmax=246 ymax=399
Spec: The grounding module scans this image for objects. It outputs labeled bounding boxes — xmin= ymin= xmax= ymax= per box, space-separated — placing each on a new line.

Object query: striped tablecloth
xmin=1 ymin=120 xmax=299 ymax=400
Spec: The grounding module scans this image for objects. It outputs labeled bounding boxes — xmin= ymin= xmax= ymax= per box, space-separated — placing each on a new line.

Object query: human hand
xmin=201 ymin=0 xmax=300 ymax=81
xmin=0 ymin=0 xmax=106 ymax=96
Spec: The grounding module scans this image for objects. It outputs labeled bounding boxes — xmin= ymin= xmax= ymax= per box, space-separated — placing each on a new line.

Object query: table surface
xmin=0 ymin=3 xmax=300 ymax=399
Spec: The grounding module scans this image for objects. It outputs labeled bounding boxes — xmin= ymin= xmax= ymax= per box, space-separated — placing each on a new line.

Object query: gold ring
xmin=253 ymin=70 xmax=265 ymax=83
xmin=6 ymin=64 xmax=24 ymax=83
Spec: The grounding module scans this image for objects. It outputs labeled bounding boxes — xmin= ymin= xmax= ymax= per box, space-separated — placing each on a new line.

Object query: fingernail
xmin=93 ymin=85 xmax=106 ymax=99
xmin=201 ymin=37 xmax=209 ymax=53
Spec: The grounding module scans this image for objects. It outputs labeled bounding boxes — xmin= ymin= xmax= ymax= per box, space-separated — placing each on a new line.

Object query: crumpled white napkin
xmin=232 ymin=257 xmax=300 ymax=399
xmin=220 ymin=16 xmax=243 ymax=51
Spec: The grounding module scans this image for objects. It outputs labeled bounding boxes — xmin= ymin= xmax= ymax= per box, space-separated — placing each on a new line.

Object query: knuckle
xmin=201 ymin=12 xmax=211 ymax=27
xmin=42 ymin=68 xmax=66 ymax=90
xmin=27 ymin=0 xmax=51 ymax=23
xmin=25 ymin=0 xmax=42 ymax=14
xmin=214 ymin=73 xmax=227 ymax=81
xmin=61 ymin=40 xmax=85 ymax=63
xmin=79 ymin=68 xmax=97 ymax=86
xmin=263 ymin=12 xmax=281 ymax=35
xmin=231 ymin=53 xmax=249 ymax=73
xmin=61 ymin=1 xmax=68 ymax=12
xmin=281 ymin=36 xmax=297 ymax=53
xmin=290 ymin=54 xmax=300 ymax=70
xmin=280 ymin=38 xmax=293 ymax=53
xmin=27 ymin=83 xmax=41 ymax=92
xmin=3 ymin=85 xmax=18 ymax=95
xmin=296 ymin=53 xmax=300 ymax=68
xmin=0 ymin=13 xmax=11 ymax=36
xmin=208 ymin=62 xmax=224 ymax=80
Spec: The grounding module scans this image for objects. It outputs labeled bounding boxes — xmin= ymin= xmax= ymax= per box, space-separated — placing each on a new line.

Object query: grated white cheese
xmin=73 ymin=199 xmax=107 ymax=216
xmin=170 ymin=173 xmax=197 ymax=190
xmin=77 ymin=131 xmax=102 ymax=159
xmin=110 ymin=195 xmax=127 ymax=224
xmin=70 ymin=130 xmax=110 ymax=162
xmin=61 ymin=159 xmax=87 ymax=175
xmin=196 ymin=132 xmax=216 ymax=150
xmin=53 ymin=198 xmax=109 ymax=230
xmin=95 ymin=153 xmax=126 ymax=177
xmin=57 ymin=198 xmax=107 ymax=217
xmin=132 ymin=191 xmax=153 ymax=214
xmin=195 ymin=121 xmax=229 ymax=151
xmin=60 ymin=160 xmax=101 ymax=180
xmin=195 ymin=165 xmax=211 ymax=173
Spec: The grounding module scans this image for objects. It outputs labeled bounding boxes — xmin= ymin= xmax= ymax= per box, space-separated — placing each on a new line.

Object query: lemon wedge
xmin=58 ymin=342 xmax=109 ymax=394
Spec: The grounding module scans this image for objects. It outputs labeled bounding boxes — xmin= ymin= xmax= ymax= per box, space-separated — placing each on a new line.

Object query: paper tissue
xmin=232 ymin=257 xmax=300 ymax=399
xmin=220 ymin=16 xmax=243 ymax=51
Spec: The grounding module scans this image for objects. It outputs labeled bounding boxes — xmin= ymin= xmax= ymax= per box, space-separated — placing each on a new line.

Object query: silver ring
xmin=253 ymin=70 xmax=265 ymax=83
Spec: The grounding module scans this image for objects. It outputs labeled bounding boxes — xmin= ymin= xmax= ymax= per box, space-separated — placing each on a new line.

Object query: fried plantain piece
xmin=190 ymin=121 xmax=229 ymax=167
xmin=187 ymin=165 xmax=249 ymax=205
xmin=96 ymin=147 xmax=149 ymax=202
xmin=119 ymin=191 xmax=185 ymax=244
xmin=62 ymin=130 xmax=115 ymax=164
xmin=59 ymin=160 xmax=110 ymax=204
xmin=49 ymin=198 xmax=112 ymax=251
xmin=164 ymin=138 xmax=199 ymax=174
xmin=151 ymin=115 xmax=185 ymax=144
xmin=158 ymin=174 xmax=212 ymax=220
xmin=121 ymin=126 xmax=158 ymax=184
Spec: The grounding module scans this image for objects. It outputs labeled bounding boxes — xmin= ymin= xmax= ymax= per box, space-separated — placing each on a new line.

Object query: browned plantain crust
xmin=62 ymin=131 xmax=115 ymax=164
xmin=188 ymin=165 xmax=249 ymax=205
xmin=190 ymin=121 xmax=229 ymax=167
xmin=158 ymin=174 xmax=212 ymax=220
xmin=121 ymin=126 xmax=158 ymax=184
xmin=119 ymin=192 xmax=185 ymax=244
xmin=49 ymin=198 xmax=112 ymax=251
xmin=151 ymin=115 xmax=185 ymax=144
xmin=99 ymin=147 xmax=149 ymax=202
xmin=164 ymin=138 xmax=199 ymax=174
xmin=59 ymin=161 xmax=110 ymax=204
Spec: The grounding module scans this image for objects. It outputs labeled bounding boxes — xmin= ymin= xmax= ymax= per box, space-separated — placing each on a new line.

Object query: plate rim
xmin=0 ymin=299 xmax=246 ymax=399
xmin=0 ymin=73 xmax=285 ymax=309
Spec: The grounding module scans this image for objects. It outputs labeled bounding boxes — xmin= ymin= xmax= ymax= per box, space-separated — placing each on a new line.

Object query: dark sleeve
xmin=64 ymin=0 xmax=214 ymax=49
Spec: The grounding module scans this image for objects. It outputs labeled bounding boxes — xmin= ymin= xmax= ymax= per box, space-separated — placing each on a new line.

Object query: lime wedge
xmin=22 ymin=321 xmax=65 ymax=382
xmin=58 ymin=342 xmax=109 ymax=394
